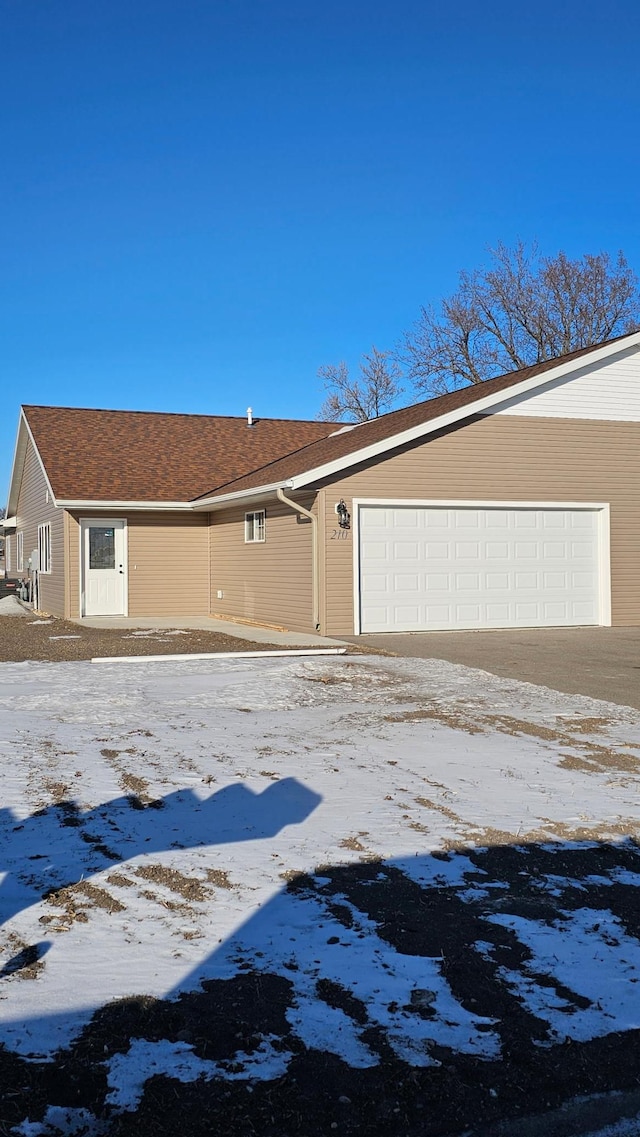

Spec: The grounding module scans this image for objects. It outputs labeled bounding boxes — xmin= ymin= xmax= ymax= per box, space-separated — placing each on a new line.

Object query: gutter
xmin=276 ymin=487 xmax=320 ymax=632
xmin=56 ymin=500 xmax=193 ymax=511
xmin=193 ymin=480 xmax=291 ymax=511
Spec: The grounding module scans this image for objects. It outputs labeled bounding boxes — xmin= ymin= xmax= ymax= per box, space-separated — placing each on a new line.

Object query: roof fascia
xmin=7 ymin=410 xmax=58 ymax=516
xmin=192 ymin=481 xmax=291 ymax=511
xmin=6 ymin=411 xmax=28 ymax=516
xmin=56 ymin=499 xmax=194 ymax=511
xmin=286 ymin=334 xmax=640 ymax=491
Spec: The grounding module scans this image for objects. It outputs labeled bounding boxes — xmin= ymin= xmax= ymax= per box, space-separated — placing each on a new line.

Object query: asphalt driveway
xmin=347 ymin=626 xmax=640 ymax=710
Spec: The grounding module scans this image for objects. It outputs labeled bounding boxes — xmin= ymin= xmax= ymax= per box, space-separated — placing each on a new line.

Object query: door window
xmin=89 ymin=527 xmax=116 ymax=570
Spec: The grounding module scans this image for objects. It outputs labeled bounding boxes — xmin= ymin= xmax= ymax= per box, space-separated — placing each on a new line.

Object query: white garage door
xmin=358 ymin=505 xmax=603 ymax=633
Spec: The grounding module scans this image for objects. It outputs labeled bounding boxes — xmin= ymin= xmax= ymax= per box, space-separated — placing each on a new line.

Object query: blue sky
xmin=2 ymin=0 xmax=640 ymax=498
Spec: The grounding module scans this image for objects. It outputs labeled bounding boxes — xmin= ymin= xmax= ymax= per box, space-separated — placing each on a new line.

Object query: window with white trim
xmin=17 ymin=531 xmax=23 ymax=572
xmin=38 ymin=523 xmax=52 ymax=573
xmin=244 ymin=510 xmax=266 ymax=543
xmin=5 ymin=535 xmax=11 ymax=573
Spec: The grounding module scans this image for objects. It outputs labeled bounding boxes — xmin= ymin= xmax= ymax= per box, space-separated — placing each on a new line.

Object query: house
xmin=4 ymin=330 xmax=640 ymax=635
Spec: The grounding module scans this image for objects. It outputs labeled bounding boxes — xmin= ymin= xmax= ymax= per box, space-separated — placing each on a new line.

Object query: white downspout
xmin=276 ymin=487 xmax=320 ymax=631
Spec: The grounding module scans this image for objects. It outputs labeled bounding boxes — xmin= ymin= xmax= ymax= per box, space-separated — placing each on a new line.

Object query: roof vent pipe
xmin=247 ymin=406 xmax=253 ymax=427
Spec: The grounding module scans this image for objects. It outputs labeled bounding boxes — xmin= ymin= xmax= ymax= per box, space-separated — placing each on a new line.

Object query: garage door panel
xmin=456 ymin=541 xmax=481 ymax=558
xmin=542 ymin=512 xmax=566 ymax=529
xmin=425 ymin=602 xmax=452 ymax=623
xmin=359 ymin=505 xmax=602 ymax=632
xmin=515 ymin=570 xmax=539 ymax=588
xmin=571 ymin=539 xmax=595 ymax=556
xmin=485 ymin=512 xmax=509 ymax=529
xmin=572 ymin=570 xmax=596 ymax=587
xmin=486 ymin=572 xmax=510 ymax=590
xmin=570 ymin=513 xmax=596 ymax=529
xmin=542 ymin=601 xmax=564 ymax=619
xmin=573 ymin=601 xmax=599 ymax=620
xmin=457 ymin=602 xmax=483 ymax=620
xmin=426 ymin=572 xmax=450 ymax=590
xmin=395 ymin=574 xmax=422 ymax=592
xmin=427 ymin=512 xmax=450 ymax=530
xmin=486 ymin=602 xmax=511 ymax=621
xmin=514 ymin=513 xmax=538 ymax=529
xmin=456 ymin=571 xmax=482 ymax=590
xmin=485 ymin=541 xmax=510 ymax=559
xmin=543 ymin=571 xmax=567 ymax=588
xmin=455 ymin=511 xmax=480 ymax=528
xmin=395 ymin=542 xmax=421 ymax=559
xmin=515 ymin=601 xmax=541 ymax=620
xmin=515 ymin=540 xmax=540 ymax=559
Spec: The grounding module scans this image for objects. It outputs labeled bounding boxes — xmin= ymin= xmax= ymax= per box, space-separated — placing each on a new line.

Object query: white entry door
xmin=358 ymin=505 xmax=605 ymax=633
xmin=81 ymin=519 xmax=127 ymax=616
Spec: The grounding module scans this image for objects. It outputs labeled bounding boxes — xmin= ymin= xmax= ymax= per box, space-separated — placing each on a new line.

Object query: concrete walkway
xmin=75 ymin=614 xmax=350 ymax=649
xmin=344 ymin=626 xmax=640 ymax=710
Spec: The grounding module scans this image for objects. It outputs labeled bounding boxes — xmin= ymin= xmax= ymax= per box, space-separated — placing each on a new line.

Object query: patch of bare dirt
xmin=204 ymin=868 xmax=233 ymax=890
xmin=558 ymin=754 xmax=598 ymax=772
xmin=555 ymin=715 xmax=613 ymax=733
xmin=0 ymin=613 xmax=320 ymax=663
xmin=302 ymin=673 xmax=355 ymax=685
xmin=135 ymin=864 xmax=210 ymax=902
xmin=106 ymin=873 xmax=136 ymax=889
xmin=41 ymin=880 xmax=125 ymax=929
xmin=383 ymin=706 xmax=484 ymax=734
xmin=120 ymin=773 xmax=146 ymax=796
xmin=0 ymin=933 xmax=48 ymax=980
xmin=340 ymin=834 xmax=369 ymax=852
xmin=414 ymin=795 xmax=461 ymax=824
xmin=42 ymin=779 xmax=71 ymax=803
xmin=381 ymin=699 xmax=640 ymax=776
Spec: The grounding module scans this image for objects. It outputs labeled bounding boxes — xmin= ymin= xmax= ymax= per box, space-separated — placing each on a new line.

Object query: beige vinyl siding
xmin=13 ymin=438 xmax=65 ymax=616
xmin=320 ymin=415 xmax=640 ymax=635
xmin=210 ymin=496 xmax=315 ymax=632
xmin=67 ymin=512 xmax=209 ymax=618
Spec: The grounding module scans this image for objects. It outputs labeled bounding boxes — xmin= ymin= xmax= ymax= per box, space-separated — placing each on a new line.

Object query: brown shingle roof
xmin=22 ymin=334 xmax=638 ymax=505
xmin=23 ymin=406 xmax=337 ymax=502
xmin=202 ymin=337 xmax=630 ymax=499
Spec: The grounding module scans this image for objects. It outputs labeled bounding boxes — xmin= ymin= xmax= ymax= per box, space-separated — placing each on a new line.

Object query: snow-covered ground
xmin=1 ymin=652 xmax=640 ymax=1125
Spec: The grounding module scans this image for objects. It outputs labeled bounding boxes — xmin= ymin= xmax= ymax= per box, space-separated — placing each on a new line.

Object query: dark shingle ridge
xmin=22 ymin=403 xmax=336 ymax=427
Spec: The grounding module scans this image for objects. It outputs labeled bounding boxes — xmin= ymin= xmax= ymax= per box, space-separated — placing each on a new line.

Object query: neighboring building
xmin=4 ymin=331 xmax=640 ymax=634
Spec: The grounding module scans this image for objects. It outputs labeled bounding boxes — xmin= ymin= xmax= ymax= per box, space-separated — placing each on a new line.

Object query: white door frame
xmin=80 ymin=518 xmax=128 ymax=618
xmin=352 ymin=498 xmax=612 ymax=634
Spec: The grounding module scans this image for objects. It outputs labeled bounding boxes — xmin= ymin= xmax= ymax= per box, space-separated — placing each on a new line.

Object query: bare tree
xmin=318 ymin=346 xmax=404 ymax=421
xmin=402 ymin=243 xmax=640 ymax=394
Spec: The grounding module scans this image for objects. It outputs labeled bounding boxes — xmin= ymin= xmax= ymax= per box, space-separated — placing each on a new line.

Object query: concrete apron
xmin=74 ymin=615 xmax=350 ymax=649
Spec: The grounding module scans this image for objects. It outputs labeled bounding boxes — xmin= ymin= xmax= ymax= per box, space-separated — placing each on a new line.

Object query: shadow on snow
xmin=0 ymin=777 xmax=322 ymax=931
xmin=2 ymin=836 xmax=640 ymax=1134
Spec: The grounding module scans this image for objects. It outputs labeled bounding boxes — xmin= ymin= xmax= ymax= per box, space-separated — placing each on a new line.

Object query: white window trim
xmin=38 ymin=522 xmax=52 ymax=574
xmin=244 ymin=509 xmax=266 ymax=543
xmin=5 ymin=535 xmax=11 ymax=573
xmin=17 ymin=531 xmax=23 ymax=572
